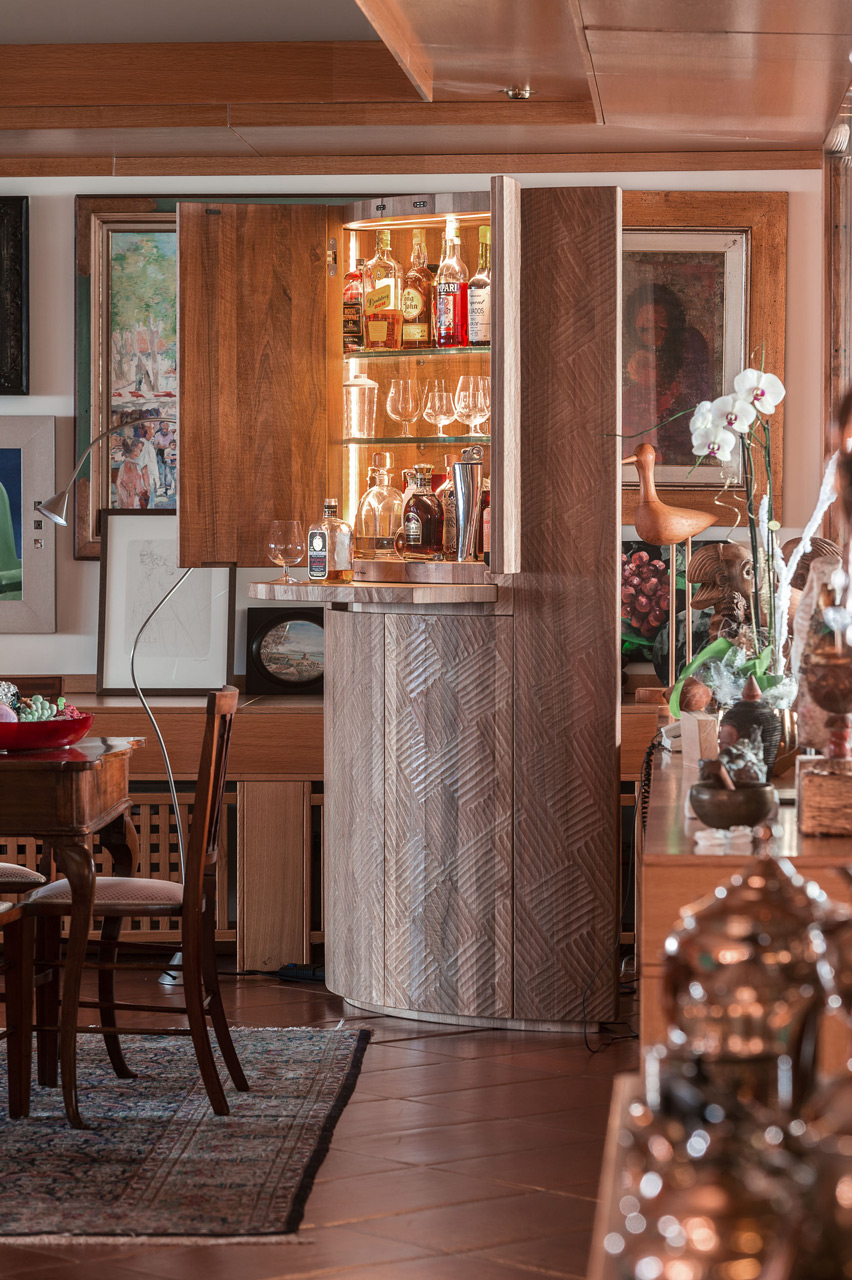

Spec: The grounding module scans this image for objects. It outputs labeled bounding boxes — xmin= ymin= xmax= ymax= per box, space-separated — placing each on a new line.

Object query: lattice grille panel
xmin=0 ymin=787 xmax=236 ymax=944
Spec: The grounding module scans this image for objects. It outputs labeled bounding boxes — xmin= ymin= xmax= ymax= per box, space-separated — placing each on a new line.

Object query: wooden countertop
xmin=249 ymin=581 xmax=499 ymax=604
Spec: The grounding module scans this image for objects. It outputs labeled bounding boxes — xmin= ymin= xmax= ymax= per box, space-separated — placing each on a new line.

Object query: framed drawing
xmin=75 ymin=197 xmax=178 ymax=558
xmin=97 ymin=510 xmax=234 ymax=695
xmin=244 ymin=607 xmax=324 ymax=696
xmin=0 ymin=197 xmax=28 ymax=396
xmin=622 ymin=191 xmax=787 ymax=526
xmin=0 ymin=417 xmax=55 ymax=633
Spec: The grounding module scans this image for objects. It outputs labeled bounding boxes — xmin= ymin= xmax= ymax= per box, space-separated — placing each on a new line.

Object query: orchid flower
xmin=709 ymin=394 xmax=757 ymax=434
xmin=688 ymin=400 xmax=714 ymax=435
xmin=691 ymin=420 xmax=736 ymax=462
xmin=734 ymin=369 xmax=786 ymax=414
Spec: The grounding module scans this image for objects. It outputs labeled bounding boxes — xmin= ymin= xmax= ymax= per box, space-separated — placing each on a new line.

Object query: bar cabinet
xmin=178 ymin=181 xmax=622 ymax=1028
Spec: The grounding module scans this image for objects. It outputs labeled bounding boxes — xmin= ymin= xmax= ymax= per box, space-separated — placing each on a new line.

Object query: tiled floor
xmin=0 ymin=969 xmax=638 ymax=1280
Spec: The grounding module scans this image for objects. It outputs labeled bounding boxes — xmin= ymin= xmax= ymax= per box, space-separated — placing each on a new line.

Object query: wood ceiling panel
xmin=588 ymin=29 xmax=852 ymax=141
xmin=0 ymin=105 xmax=229 ymax=129
xmin=0 ymin=42 xmax=420 ymax=106
xmin=0 ymin=128 xmax=257 ymax=157
xmin=229 ymin=100 xmax=597 ymax=128
xmin=580 ymin=0 xmax=852 ymax=35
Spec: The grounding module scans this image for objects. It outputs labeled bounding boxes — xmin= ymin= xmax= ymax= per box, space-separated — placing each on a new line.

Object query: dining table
xmin=0 ymin=735 xmax=143 ymax=1127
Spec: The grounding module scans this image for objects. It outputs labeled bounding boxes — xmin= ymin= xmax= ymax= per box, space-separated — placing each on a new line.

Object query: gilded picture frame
xmin=621 ymin=191 xmax=787 ymax=527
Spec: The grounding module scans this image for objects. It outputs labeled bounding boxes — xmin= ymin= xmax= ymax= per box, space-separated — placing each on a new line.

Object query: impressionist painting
xmin=108 ymin=230 xmax=178 ymax=513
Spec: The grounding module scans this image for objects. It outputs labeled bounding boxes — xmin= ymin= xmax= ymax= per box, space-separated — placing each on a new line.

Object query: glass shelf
xmin=344 ymin=346 xmax=490 ymax=359
xmin=343 ymin=435 xmax=490 ymax=446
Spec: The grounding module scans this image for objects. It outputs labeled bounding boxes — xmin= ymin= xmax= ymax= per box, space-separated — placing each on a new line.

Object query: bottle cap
xmin=479 ymin=226 xmax=491 ymax=244
xmin=379 ymin=229 xmax=392 ymax=248
xmin=445 ymin=216 xmax=459 ymax=239
xmin=371 ymin=451 xmax=393 ymax=469
xmin=413 ymin=463 xmax=434 ymax=478
xmin=324 ymin=497 xmax=338 ymax=510
xmin=356 ymin=257 xmax=365 ymax=265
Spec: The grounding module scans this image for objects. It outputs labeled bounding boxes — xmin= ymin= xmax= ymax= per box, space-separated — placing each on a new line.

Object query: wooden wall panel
xmin=324 ymin=608 xmax=386 ymax=1005
xmin=237 ymin=781 xmax=308 ymax=970
xmin=513 ymin=186 xmax=621 ymax=1023
xmin=178 ymin=200 xmax=328 ymax=567
xmin=383 ymin=613 xmax=513 ymax=1018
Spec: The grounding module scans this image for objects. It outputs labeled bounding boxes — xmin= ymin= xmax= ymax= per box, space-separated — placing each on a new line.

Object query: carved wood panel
xmin=513 ymin=186 xmax=621 ymax=1023
xmin=324 ymin=607 xmax=385 ymax=1004
xmin=383 ymin=613 xmax=513 ymax=1018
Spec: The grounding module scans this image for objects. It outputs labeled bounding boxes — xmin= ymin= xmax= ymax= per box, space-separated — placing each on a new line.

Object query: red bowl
xmin=0 ymin=715 xmax=94 ymax=752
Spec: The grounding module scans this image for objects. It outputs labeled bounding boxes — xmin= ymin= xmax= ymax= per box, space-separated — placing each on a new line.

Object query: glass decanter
xmin=354 ymin=452 xmax=403 ymax=560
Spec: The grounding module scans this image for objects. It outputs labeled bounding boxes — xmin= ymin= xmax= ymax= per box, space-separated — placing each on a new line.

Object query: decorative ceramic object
xmin=679 ymin=675 xmax=713 ymax=712
xmin=720 ymin=674 xmax=784 ymax=773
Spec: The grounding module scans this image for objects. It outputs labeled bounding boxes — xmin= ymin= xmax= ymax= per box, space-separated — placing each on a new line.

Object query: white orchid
xmin=733 ymin=368 xmax=786 ymax=414
xmin=710 ymin=394 xmax=757 ymax=434
xmin=691 ymin=419 xmax=736 ymax=462
xmin=688 ymin=400 xmax=714 ymax=435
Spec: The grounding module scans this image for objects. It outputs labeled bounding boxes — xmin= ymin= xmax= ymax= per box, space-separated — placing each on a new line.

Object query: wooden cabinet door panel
xmin=178 ymin=201 xmax=328 ymax=567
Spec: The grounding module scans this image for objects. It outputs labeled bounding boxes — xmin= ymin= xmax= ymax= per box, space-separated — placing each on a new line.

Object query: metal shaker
xmin=452 ymin=446 xmax=484 ymax=562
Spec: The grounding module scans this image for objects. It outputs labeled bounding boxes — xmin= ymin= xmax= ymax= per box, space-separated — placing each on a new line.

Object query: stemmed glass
xmin=386 ymin=379 xmax=422 ymax=438
xmin=422 ymin=379 xmax=456 ymax=437
xmin=266 ymin=520 xmax=306 ymax=583
xmin=454 ymin=376 xmax=490 ymax=436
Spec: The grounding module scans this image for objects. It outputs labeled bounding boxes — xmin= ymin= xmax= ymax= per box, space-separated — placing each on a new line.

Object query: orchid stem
xmin=741 ymin=432 xmax=763 ymax=658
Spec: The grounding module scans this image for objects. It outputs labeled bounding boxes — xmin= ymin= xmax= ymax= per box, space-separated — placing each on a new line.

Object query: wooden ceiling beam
xmin=0 ymin=42 xmax=421 ymax=107
xmin=229 ymin=100 xmax=597 ymax=128
xmin=352 ymin=1 xmax=434 ymax=101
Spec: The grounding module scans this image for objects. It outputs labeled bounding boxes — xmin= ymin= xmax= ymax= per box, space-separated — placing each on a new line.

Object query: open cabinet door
xmin=178 ymin=201 xmax=329 ymax=567
xmin=512 ymin=185 xmax=622 ymax=1023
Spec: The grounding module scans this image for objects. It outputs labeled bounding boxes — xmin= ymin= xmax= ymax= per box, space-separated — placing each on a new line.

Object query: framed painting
xmin=75 ymin=198 xmax=178 ymax=559
xmin=244 ymin=607 xmax=324 ymax=696
xmin=97 ymin=510 xmax=234 ymax=695
xmin=0 ymin=417 xmax=55 ymax=633
xmin=621 ymin=191 xmax=787 ymax=526
xmin=0 ymin=197 xmax=28 ymax=396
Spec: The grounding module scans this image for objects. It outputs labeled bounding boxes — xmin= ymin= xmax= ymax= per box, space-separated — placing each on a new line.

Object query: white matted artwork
xmin=97 ymin=510 xmax=234 ymax=694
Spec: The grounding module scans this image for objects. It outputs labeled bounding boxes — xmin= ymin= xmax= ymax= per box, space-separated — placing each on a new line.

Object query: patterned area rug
xmin=0 ymin=1027 xmax=369 ymax=1241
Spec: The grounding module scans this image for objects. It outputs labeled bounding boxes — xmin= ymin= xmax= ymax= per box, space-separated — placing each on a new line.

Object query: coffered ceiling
xmin=1 ymin=0 xmax=850 ymax=170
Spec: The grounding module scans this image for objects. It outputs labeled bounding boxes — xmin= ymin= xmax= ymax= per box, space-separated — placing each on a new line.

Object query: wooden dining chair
xmin=27 ymin=686 xmax=248 ymax=1117
xmin=0 ymin=863 xmax=45 ymax=894
xmin=0 ymin=901 xmax=35 ymax=1117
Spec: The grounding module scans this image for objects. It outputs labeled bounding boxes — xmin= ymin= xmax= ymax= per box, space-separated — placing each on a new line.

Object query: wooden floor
xmin=0 ymin=968 xmax=638 ymax=1280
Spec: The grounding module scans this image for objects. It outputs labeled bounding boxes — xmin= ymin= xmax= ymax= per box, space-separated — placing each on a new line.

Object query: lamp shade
xmin=37 ymin=489 xmax=70 ymax=526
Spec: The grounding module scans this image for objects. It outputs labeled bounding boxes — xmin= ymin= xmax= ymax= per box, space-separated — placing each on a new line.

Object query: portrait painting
xmin=622 ymin=231 xmax=747 ymax=487
xmin=75 ymin=199 xmax=179 ymax=558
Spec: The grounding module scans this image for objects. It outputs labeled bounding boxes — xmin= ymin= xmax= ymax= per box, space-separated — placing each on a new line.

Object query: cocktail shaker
xmin=452 ymin=446 xmax=484 ymax=562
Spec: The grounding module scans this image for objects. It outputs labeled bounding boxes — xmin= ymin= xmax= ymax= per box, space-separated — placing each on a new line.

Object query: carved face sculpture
xmin=687 ymin=542 xmax=755 ymax=614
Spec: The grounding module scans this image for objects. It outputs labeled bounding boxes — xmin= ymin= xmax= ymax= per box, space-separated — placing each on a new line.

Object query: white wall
xmin=0 ymin=167 xmax=823 ymax=675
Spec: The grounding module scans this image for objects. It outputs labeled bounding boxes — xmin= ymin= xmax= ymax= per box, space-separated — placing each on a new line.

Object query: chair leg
xmin=36 ymin=916 xmax=61 ymax=1088
xmin=201 ymin=900 xmax=248 ymax=1092
xmin=5 ymin=917 xmax=34 ymax=1119
xmin=97 ymin=916 xmax=136 ymax=1079
xmin=183 ymin=920 xmax=229 ymax=1115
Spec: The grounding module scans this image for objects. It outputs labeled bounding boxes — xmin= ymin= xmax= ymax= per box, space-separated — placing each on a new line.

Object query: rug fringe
xmin=0 ymin=1234 xmax=310 ymax=1246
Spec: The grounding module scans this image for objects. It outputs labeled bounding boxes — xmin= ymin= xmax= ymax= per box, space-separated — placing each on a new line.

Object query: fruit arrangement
xmin=621 ymin=545 xmax=670 ymax=657
xmin=0 ymin=682 xmax=84 ymax=724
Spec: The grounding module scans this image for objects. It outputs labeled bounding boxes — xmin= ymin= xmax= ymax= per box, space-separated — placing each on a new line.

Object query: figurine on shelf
xmin=688 ymin=541 xmax=756 ymax=642
xmin=720 ymin=673 xmax=783 ymax=773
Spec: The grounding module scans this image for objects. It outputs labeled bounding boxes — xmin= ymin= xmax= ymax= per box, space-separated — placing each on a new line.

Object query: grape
xmin=632 ymin=551 xmax=650 ymax=566
xmin=622 ymin=586 xmax=636 ymax=603
xmin=635 ymin=594 xmax=651 ymax=613
xmin=622 ymin=545 xmax=671 ymax=642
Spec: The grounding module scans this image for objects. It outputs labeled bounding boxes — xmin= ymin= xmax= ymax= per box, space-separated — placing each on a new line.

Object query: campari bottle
xmin=433 ymin=217 xmax=469 ymax=348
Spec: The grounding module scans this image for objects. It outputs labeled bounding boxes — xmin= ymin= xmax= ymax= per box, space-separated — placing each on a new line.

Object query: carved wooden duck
xmin=623 ymin=443 xmax=718 ymax=544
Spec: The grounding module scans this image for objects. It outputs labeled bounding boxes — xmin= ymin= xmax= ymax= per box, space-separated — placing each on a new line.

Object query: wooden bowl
xmin=689 ymin=782 xmax=775 ymax=830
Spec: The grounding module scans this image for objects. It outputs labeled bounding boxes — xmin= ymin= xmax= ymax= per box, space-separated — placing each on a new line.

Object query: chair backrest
xmin=183 ymin=686 xmax=238 ymax=914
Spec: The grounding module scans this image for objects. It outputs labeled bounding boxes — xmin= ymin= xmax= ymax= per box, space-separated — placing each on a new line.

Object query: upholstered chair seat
xmin=0 ymin=863 xmax=46 ymax=893
xmin=27 ymin=875 xmax=183 ymax=916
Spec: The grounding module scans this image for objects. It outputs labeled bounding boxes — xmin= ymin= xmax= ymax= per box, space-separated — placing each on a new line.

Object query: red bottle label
xmin=435 ymin=281 xmax=469 ymax=347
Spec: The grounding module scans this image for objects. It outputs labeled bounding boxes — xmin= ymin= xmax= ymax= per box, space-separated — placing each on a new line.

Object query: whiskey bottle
xmin=363 ymin=230 xmax=403 ymax=351
xmin=308 ymin=498 xmax=354 ymax=583
xmin=468 ymin=226 xmax=491 ymax=346
xmin=434 ymin=217 xmax=469 ymax=348
xmin=401 ymin=229 xmax=433 ymax=350
xmin=401 ymin=464 xmax=444 ymax=561
xmin=343 ymin=257 xmax=365 ymax=351
xmin=355 ymin=453 xmax=403 ymax=560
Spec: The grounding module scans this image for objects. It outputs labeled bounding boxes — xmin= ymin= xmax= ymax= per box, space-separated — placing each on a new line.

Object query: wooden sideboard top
xmin=72 ymin=693 xmax=322 ymax=713
xmin=644 ymin=751 xmax=852 ymax=870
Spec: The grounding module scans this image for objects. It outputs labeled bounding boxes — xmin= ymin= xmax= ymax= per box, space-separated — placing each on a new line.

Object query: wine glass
xmin=454 ymin=376 xmax=489 ymax=436
xmin=422 ymin=379 xmax=456 ymax=437
xmin=266 ymin=520 xmax=305 ymax=583
xmin=386 ymin=379 xmax=422 ymax=438
xmin=477 ymin=376 xmax=491 ymax=430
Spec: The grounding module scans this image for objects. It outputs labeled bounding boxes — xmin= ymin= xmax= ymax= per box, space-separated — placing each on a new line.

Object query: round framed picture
xmin=245 ymin=607 xmax=324 ymax=696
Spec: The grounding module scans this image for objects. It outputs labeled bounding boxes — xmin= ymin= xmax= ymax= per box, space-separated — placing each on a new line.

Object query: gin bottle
xmin=468 ymin=226 xmax=491 ymax=346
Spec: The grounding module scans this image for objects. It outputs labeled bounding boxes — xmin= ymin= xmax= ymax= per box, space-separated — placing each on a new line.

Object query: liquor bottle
xmin=355 ymin=453 xmax=404 ymax=560
xmin=343 ymin=257 xmax=365 ymax=351
xmin=401 ymin=229 xmax=433 ymax=350
xmin=433 ymin=217 xmax=469 ymax=348
xmin=468 ymin=226 xmax=491 ymax=346
xmin=401 ymin=464 xmax=444 ymax=561
xmin=435 ymin=453 xmax=460 ymax=558
xmin=308 ymin=498 xmax=353 ymax=583
xmin=476 ymin=478 xmax=491 ymax=560
xmin=363 ymin=230 xmax=403 ymax=351
xmin=430 ymin=233 xmax=447 ymax=345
